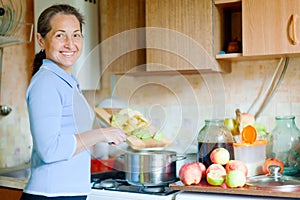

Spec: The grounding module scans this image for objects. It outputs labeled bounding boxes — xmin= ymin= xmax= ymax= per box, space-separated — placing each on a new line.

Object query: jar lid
xmin=233 ymin=140 xmax=267 ymax=147
xmin=246 ymin=165 xmax=300 ymax=192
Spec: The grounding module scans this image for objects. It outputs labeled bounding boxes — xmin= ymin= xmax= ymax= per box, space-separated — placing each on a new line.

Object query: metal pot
xmin=124 ymin=150 xmax=185 ymax=186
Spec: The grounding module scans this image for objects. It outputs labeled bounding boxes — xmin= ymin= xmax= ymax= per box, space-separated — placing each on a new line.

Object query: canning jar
xmin=197 ymin=119 xmax=234 ymax=168
xmin=267 ymin=115 xmax=300 ymax=176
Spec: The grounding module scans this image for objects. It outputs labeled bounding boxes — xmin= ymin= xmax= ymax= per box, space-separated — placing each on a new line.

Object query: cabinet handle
xmin=290 ymin=14 xmax=298 ymax=45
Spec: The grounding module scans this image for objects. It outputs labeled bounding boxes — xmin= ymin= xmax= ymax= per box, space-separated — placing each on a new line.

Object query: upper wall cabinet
xmin=243 ymin=0 xmax=300 ymax=56
xmin=100 ymin=0 xmax=230 ymax=74
xmin=215 ymin=0 xmax=300 ymax=60
xmin=99 ymin=0 xmax=146 ymax=74
xmin=145 ymin=0 xmax=229 ymax=73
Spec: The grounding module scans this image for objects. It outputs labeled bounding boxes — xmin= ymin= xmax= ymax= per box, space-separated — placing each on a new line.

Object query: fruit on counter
xmin=225 ymin=160 xmax=248 ymax=176
xmin=253 ymin=122 xmax=267 ymax=139
xmin=210 ymin=148 xmax=230 ymax=165
xmin=225 ymin=109 xmax=268 ymax=138
xmin=195 ymin=162 xmax=207 ymax=178
xmin=241 ymin=125 xmax=257 ymax=144
xmin=262 ymin=158 xmax=284 ymax=175
xmin=206 ymin=164 xmax=227 ymax=186
xmin=240 ymin=112 xmax=255 ymax=128
xmin=224 ymin=118 xmax=239 ymax=136
xmin=225 ymin=170 xmax=246 ymax=188
xmin=206 ymin=163 xmax=227 ymax=175
xmin=179 ymin=162 xmax=203 ymax=186
xmin=206 ymin=171 xmax=225 ymax=186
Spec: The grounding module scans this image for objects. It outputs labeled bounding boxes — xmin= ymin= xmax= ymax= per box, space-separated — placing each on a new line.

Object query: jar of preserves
xmin=267 ymin=115 xmax=300 ymax=176
xmin=197 ymin=119 xmax=234 ymax=168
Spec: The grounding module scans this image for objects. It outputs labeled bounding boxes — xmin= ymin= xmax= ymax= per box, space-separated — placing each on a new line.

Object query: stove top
xmin=91 ymin=170 xmax=178 ymax=196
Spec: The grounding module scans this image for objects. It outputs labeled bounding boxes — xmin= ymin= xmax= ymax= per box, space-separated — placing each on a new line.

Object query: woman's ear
xmin=36 ymin=33 xmax=45 ymax=50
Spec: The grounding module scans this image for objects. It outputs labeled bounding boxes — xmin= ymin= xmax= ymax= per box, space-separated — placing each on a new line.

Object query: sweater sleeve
xmin=27 ymin=75 xmax=76 ymax=163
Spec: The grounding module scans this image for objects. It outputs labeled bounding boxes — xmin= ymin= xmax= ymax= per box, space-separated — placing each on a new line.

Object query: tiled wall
xmin=2 ymin=0 xmax=300 ymax=168
xmin=101 ymin=57 xmax=300 ymax=154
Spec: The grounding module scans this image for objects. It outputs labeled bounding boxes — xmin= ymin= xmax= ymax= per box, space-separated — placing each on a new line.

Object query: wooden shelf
xmin=216 ymin=53 xmax=242 ymax=60
xmin=214 ymin=0 xmax=241 ymax=6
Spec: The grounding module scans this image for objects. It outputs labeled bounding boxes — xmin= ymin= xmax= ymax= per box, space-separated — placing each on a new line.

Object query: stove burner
xmin=100 ymin=179 xmax=117 ymax=188
xmin=141 ymin=186 xmax=165 ymax=193
xmin=91 ymin=171 xmax=179 ymax=196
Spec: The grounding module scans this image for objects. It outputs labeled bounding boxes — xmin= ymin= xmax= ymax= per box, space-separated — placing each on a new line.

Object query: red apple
xmin=262 ymin=158 xmax=284 ymax=175
xmin=210 ymin=148 xmax=230 ymax=165
xmin=225 ymin=160 xmax=248 ymax=176
xmin=179 ymin=162 xmax=203 ymax=186
xmin=195 ymin=162 xmax=207 ymax=178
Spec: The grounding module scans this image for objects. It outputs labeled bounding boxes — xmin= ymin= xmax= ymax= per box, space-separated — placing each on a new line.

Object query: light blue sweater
xmin=24 ymin=59 xmax=94 ymax=197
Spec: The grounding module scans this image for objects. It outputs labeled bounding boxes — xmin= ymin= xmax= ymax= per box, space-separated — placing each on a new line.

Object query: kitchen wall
xmin=1 ymin=0 xmax=300 ymax=168
xmin=0 ymin=1 xmax=34 ymax=168
xmin=92 ymin=58 xmax=300 ymax=155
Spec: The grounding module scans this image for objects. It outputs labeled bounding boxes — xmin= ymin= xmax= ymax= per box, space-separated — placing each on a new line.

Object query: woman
xmin=20 ymin=4 xmax=126 ymax=200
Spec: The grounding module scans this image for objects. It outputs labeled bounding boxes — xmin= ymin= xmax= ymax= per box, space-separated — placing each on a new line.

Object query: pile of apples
xmin=179 ymin=147 xmax=248 ymax=188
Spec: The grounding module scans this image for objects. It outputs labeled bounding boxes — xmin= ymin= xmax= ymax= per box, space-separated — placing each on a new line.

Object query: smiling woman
xmin=20 ymin=4 xmax=126 ymax=200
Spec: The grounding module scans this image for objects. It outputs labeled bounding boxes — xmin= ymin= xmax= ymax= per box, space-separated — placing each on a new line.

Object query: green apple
xmin=225 ymin=170 xmax=246 ymax=188
xmin=206 ymin=172 xmax=225 ymax=186
xmin=224 ymin=118 xmax=236 ymax=131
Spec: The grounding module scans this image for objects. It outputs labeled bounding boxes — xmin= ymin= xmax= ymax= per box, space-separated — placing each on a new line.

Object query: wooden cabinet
xmin=0 ymin=187 xmax=22 ymax=200
xmin=99 ymin=0 xmax=146 ymax=74
xmin=215 ymin=0 xmax=300 ymax=60
xmin=243 ymin=0 xmax=300 ymax=56
xmin=100 ymin=0 xmax=230 ymax=74
xmin=145 ymin=0 xmax=229 ymax=73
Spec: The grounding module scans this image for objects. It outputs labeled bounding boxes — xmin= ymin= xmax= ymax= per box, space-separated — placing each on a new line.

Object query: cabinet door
xmin=243 ymin=0 xmax=300 ymax=56
xmin=146 ymin=0 xmax=219 ymax=72
xmin=99 ymin=0 xmax=146 ymax=74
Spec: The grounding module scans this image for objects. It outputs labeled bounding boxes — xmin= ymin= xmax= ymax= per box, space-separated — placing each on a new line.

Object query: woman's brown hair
xmin=32 ymin=4 xmax=84 ymax=76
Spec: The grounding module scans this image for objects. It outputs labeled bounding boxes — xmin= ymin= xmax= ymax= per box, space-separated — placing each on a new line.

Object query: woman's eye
xmin=73 ymin=33 xmax=82 ymax=39
xmin=56 ymin=33 xmax=64 ymax=39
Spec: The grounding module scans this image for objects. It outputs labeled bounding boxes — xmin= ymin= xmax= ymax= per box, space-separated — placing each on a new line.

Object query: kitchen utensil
xmin=123 ymin=150 xmax=185 ymax=186
xmin=94 ymin=107 xmax=172 ymax=150
xmin=246 ymin=165 xmax=300 ymax=192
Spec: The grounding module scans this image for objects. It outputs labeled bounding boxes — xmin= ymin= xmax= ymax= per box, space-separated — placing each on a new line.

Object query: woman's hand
xmin=75 ymin=126 xmax=126 ymax=154
xmin=99 ymin=127 xmax=126 ymax=145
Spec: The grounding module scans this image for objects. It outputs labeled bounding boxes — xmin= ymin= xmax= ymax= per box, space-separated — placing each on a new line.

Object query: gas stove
xmin=87 ymin=170 xmax=180 ymax=200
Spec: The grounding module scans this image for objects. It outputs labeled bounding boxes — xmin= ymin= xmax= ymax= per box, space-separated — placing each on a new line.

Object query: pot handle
xmin=170 ymin=155 xmax=186 ymax=162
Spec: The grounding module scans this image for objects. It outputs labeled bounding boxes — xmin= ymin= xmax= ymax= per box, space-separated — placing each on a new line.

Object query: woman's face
xmin=37 ymin=13 xmax=83 ymax=74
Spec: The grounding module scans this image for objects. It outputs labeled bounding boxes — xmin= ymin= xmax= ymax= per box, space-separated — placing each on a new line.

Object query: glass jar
xmin=267 ymin=115 xmax=300 ymax=176
xmin=197 ymin=119 xmax=234 ymax=168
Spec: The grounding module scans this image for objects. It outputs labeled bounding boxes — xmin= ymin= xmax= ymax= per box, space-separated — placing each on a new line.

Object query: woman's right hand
xmin=99 ymin=127 xmax=126 ymax=145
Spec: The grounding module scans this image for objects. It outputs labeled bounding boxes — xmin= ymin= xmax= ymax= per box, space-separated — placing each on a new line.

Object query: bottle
xmin=267 ymin=115 xmax=300 ymax=176
xmin=197 ymin=119 xmax=234 ymax=168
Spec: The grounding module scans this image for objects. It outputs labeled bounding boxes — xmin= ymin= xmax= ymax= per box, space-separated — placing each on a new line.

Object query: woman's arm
xmin=74 ymin=127 xmax=126 ymax=155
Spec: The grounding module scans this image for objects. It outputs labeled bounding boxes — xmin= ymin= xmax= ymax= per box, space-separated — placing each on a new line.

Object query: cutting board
xmin=169 ymin=180 xmax=300 ymax=198
xmin=94 ymin=107 xmax=172 ymax=150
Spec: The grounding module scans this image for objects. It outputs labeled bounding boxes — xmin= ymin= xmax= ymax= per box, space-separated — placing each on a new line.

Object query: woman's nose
xmin=64 ymin=36 xmax=75 ymax=48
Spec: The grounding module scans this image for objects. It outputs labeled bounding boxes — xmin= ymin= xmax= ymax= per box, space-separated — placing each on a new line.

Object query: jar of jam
xmin=197 ymin=119 xmax=234 ymax=168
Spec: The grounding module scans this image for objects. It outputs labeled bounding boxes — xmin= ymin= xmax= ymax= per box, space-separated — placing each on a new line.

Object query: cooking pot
xmin=123 ymin=150 xmax=185 ymax=186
